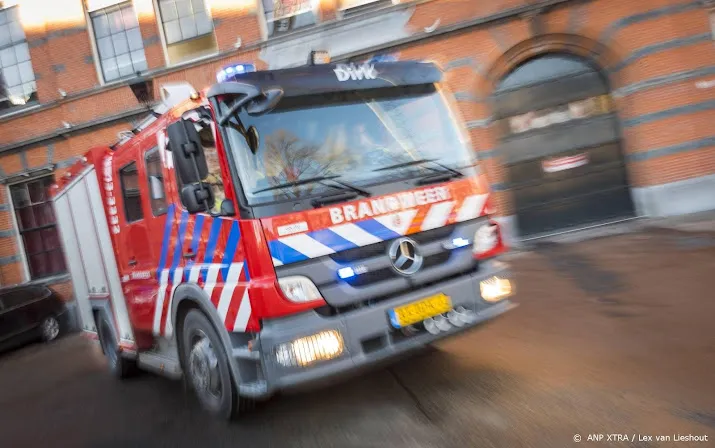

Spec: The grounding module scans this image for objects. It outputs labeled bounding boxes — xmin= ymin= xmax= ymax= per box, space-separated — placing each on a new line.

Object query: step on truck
xmin=51 ymin=53 xmax=517 ymax=419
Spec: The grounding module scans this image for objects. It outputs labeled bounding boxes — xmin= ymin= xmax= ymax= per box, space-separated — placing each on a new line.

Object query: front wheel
xmin=181 ymin=309 xmax=243 ymax=420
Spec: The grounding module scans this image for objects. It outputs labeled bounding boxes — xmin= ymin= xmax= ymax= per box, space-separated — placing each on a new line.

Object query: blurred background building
xmin=0 ymin=0 xmax=714 ymax=301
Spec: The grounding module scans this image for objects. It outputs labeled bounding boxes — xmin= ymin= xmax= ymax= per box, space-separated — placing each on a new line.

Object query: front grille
xmin=313 ymin=264 xmax=479 ymax=317
xmin=329 ymin=224 xmax=456 ymax=263
xmin=344 ymin=251 xmax=452 ymax=287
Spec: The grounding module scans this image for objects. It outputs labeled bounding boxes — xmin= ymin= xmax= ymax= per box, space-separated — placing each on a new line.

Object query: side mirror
xmin=180 ymin=184 xmax=214 ymax=214
xmin=167 ymin=119 xmax=208 ymax=184
xmin=246 ymin=88 xmax=284 ymax=116
xmin=220 ymin=199 xmax=236 ymax=216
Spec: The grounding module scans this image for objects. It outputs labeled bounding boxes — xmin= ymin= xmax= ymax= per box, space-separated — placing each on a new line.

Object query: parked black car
xmin=0 ymin=284 xmax=67 ymax=352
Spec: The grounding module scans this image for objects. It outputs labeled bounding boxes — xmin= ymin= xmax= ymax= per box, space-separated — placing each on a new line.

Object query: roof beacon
xmin=309 ymin=50 xmax=331 ymax=66
xmin=216 ymin=63 xmax=257 ymax=83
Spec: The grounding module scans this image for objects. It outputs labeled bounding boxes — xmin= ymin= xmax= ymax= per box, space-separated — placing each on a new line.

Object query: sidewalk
xmin=506 ymin=209 xmax=715 ymax=250
xmin=643 ymin=210 xmax=715 ymax=234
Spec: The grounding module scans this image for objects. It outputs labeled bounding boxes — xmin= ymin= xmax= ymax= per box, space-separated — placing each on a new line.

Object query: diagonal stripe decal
xmin=220 ymin=221 xmax=241 ymax=282
xmin=171 ymin=210 xmax=189 ymax=272
xmin=153 ymin=212 xmax=254 ymax=337
xmin=157 ymin=204 xmax=175 ymax=273
xmin=266 ymin=186 xmax=491 ymax=266
xmin=421 ymin=201 xmax=455 ymax=231
xmin=202 ymin=218 xmax=223 ymax=283
xmin=329 ymin=223 xmax=382 ymax=247
xmin=308 ymin=228 xmax=358 ymax=253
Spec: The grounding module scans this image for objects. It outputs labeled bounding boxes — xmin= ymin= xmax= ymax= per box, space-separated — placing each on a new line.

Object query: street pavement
xmin=1 ymin=226 xmax=714 ymax=448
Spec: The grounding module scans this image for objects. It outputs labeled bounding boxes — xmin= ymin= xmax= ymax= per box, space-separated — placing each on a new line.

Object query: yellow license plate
xmin=388 ymin=293 xmax=453 ymax=329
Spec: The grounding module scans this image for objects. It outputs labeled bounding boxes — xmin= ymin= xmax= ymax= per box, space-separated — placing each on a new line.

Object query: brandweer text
xmin=329 ymin=186 xmax=451 ymax=224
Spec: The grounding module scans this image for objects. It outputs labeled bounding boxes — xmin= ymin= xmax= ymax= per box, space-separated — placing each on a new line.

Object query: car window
xmin=0 ymin=286 xmax=47 ymax=309
xmin=0 ymin=290 xmax=30 ymax=308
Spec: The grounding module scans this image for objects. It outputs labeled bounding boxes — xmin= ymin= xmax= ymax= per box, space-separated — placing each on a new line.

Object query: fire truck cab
xmin=51 ymin=55 xmax=516 ymax=419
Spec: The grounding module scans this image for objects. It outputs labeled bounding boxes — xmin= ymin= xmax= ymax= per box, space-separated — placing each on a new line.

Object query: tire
xmin=96 ymin=312 xmax=136 ymax=379
xmin=180 ymin=309 xmax=243 ymax=420
xmin=40 ymin=315 xmax=61 ymax=342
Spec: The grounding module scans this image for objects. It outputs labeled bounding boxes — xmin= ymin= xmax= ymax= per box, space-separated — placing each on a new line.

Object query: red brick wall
xmin=1 ymin=0 xmax=715 ymax=290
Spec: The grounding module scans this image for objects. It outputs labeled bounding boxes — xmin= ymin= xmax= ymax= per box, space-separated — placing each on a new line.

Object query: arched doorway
xmin=493 ymin=53 xmax=634 ymax=237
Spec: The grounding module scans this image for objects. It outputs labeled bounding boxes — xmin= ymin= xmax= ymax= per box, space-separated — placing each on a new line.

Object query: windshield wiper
xmin=327 ymin=178 xmax=371 ymax=197
xmin=374 ymin=158 xmax=438 ymax=172
xmin=251 ymin=175 xmax=371 ymax=198
xmin=252 ymin=175 xmax=341 ymax=194
xmin=375 ymin=158 xmax=464 ymax=178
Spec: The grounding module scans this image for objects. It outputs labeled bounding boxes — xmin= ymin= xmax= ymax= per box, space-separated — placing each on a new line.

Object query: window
xmin=119 ymin=161 xmax=144 ymax=222
xmin=338 ymin=0 xmax=393 ymax=12
xmin=158 ymin=0 xmax=217 ymax=65
xmin=145 ymin=147 xmax=168 ymax=216
xmin=262 ymin=0 xmax=317 ymax=37
xmin=175 ymin=122 xmax=225 ymax=214
xmin=89 ymin=1 xmax=148 ymax=82
xmin=0 ymin=5 xmax=37 ymax=111
xmin=10 ymin=177 xmax=66 ymax=280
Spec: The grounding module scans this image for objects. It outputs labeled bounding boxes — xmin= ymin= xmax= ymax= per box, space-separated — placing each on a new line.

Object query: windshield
xmin=218 ymin=84 xmax=477 ymax=205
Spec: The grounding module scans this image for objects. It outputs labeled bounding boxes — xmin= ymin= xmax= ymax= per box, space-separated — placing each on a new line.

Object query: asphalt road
xmin=1 ymin=227 xmax=714 ymax=448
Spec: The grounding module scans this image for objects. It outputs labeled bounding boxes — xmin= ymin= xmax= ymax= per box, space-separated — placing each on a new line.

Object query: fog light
xmin=275 ymin=330 xmax=344 ymax=368
xmin=479 ymin=276 xmax=513 ymax=302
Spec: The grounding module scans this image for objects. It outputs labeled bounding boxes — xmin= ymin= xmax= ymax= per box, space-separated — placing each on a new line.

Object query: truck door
xmin=113 ymin=142 xmax=155 ymax=333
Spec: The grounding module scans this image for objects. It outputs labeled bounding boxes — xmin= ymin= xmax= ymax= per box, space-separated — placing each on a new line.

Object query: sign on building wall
xmin=270 ymin=0 xmax=314 ymax=21
xmin=507 ymin=95 xmax=612 ymax=135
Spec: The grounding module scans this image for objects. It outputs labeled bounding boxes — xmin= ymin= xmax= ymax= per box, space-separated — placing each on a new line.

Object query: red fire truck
xmin=51 ymin=54 xmax=516 ymax=419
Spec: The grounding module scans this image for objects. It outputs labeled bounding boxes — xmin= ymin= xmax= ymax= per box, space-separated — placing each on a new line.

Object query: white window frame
xmin=0 ymin=3 xmax=38 ymax=109
xmin=337 ymin=0 xmax=392 ymax=12
xmin=83 ymin=0 xmax=148 ymax=85
xmin=6 ymin=174 xmax=67 ymax=284
xmin=261 ymin=0 xmax=320 ymax=39
xmin=153 ymin=0 xmax=218 ymax=66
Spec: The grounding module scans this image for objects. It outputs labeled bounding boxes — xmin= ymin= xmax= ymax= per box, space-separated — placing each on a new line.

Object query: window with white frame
xmin=89 ymin=1 xmax=148 ymax=82
xmin=10 ymin=176 xmax=67 ymax=280
xmin=338 ymin=0 xmax=394 ymax=13
xmin=262 ymin=0 xmax=317 ymax=37
xmin=0 ymin=5 xmax=37 ymax=111
xmin=158 ymin=0 xmax=217 ymax=64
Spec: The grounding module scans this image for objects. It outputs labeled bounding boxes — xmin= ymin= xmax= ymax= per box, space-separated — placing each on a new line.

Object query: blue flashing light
xmin=217 ymin=63 xmax=256 ymax=83
xmin=338 ymin=267 xmax=356 ymax=280
xmin=451 ymin=237 xmax=470 ymax=249
xmin=369 ymin=54 xmax=398 ymax=63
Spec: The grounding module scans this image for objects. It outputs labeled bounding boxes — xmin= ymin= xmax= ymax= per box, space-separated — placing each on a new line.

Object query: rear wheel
xmin=181 ymin=309 xmax=243 ymax=420
xmin=96 ymin=312 xmax=136 ymax=379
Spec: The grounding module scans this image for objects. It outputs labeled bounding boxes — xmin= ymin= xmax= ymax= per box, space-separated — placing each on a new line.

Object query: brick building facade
xmin=1 ymin=0 xmax=715 ymax=303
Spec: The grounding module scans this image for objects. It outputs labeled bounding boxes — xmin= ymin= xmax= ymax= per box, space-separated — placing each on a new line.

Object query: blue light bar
xmin=338 ymin=267 xmax=356 ymax=279
xmin=368 ymin=54 xmax=398 ymax=63
xmin=217 ymin=63 xmax=256 ymax=83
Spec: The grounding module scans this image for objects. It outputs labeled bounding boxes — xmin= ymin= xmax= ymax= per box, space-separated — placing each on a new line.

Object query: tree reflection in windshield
xmin=221 ymin=83 xmax=474 ymax=204
xmin=258 ymin=129 xmax=361 ymax=199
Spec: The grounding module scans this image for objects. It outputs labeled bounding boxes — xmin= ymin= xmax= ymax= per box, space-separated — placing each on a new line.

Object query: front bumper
xmin=255 ymin=259 xmax=515 ymax=395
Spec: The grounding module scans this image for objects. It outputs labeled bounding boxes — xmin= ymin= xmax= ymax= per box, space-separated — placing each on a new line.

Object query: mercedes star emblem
xmin=388 ymin=237 xmax=423 ymax=275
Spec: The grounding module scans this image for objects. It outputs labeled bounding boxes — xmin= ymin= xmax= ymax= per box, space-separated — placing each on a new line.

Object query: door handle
xmin=128 ymin=258 xmax=137 ymax=266
xmin=183 ymin=250 xmax=196 ymax=259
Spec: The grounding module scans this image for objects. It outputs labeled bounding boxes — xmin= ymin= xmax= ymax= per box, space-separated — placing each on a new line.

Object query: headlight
xmin=278 ymin=275 xmax=322 ymax=303
xmin=275 ymin=330 xmax=344 ymax=367
xmin=473 ymin=221 xmax=499 ymax=256
xmin=480 ymin=276 xmax=513 ymax=302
